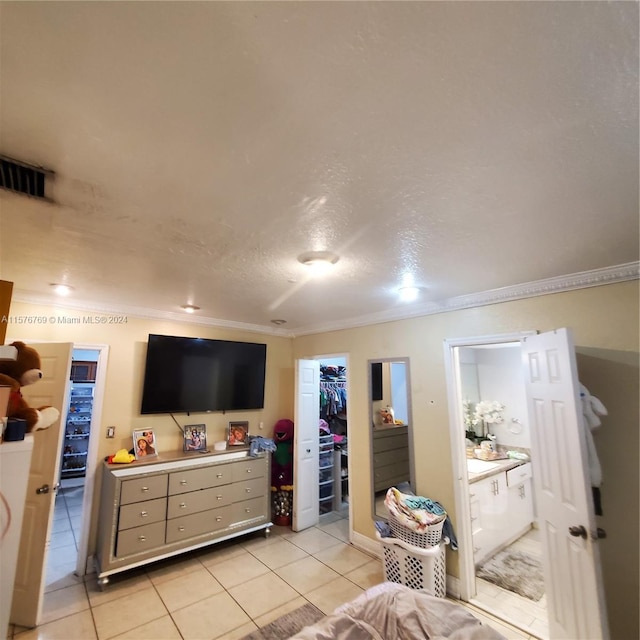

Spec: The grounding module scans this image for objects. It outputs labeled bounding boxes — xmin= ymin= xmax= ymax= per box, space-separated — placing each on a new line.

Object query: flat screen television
xmin=140 ymin=334 xmax=267 ymax=414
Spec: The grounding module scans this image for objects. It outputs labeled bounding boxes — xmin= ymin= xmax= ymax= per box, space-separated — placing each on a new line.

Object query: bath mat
xmin=477 ymin=548 xmax=544 ymax=601
xmin=241 ymin=602 xmax=325 ymax=640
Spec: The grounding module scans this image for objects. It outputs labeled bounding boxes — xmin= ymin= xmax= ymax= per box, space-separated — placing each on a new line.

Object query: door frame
xmin=443 ymin=331 xmax=534 ymax=604
xmin=72 ymin=343 xmax=109 ymax=575
xmin=297 ymin=352 xmax=352 ymax=541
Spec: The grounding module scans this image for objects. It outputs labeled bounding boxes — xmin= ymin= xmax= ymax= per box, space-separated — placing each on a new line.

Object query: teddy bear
xmin=0 ymin=341 xmax=60 ymax=432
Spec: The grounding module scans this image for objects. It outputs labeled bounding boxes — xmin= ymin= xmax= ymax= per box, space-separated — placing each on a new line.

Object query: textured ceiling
xmin=0 ymin=1 xmax=638 ymax=335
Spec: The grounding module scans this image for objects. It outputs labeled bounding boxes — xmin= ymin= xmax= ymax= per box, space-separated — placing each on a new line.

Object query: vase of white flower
xmin=472 ymin=400 xmax=505 ymax=440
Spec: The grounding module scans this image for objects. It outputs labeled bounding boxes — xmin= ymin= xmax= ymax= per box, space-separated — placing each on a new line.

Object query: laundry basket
xmin=376 ymin=532 xmax=446 ymax=598
xmin=387 ymin=510 xmax=445 ymax=548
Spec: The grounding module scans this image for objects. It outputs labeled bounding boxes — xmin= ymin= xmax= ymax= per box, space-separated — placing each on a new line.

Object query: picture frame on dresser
xmin=228 ymin=421 xmax=249 ymax=446
xmin=183 ymin=424 xmax=207 ymax=452
xmin=132 ymin=429 xmax=158 ymax=459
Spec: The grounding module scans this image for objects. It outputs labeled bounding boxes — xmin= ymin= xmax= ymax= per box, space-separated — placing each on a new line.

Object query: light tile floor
xmin=7 ymin=490 xmax=539 ymax=640
xmin=473 ymin=528 xmax=548 ymax=640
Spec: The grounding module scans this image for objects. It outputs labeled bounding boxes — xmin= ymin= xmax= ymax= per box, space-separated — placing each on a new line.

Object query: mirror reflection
xmin=459 ymin=345 xmax=531 ymax=465
xmin=369 ymin=358 xmax=414 ymax=520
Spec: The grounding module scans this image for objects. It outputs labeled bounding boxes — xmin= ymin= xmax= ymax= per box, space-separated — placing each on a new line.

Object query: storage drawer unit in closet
xmin=319 ymin=433 xmax=335 ymax=514
xmin=96 ymin=449 xmax=271 ymax=587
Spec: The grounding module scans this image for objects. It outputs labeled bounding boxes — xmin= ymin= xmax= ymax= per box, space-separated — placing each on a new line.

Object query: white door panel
xmin=293 ymin=359 xmax=319 ymax=531
xmin=522 ymin=329 xmax=608 ymax=640
xmin=10 ymin=342 xmax=72 ymax=627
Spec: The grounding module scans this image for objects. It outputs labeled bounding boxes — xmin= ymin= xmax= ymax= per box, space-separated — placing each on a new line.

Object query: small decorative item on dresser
xmin=132 ymin=429 xmax=158 ymax=460
xmin=227 ymin=421 xmax=249 ymax=446
xmin=183 ymin=424 xmax=207 ymax=452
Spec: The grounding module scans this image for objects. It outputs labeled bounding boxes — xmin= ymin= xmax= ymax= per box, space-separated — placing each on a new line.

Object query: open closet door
xmin=11 ymin=342 xmax=73 ymax=627
xmin=292 ymin=359 xmax=320 ymax=532
xmin=522 ymin=329 xmax=609 ymax=640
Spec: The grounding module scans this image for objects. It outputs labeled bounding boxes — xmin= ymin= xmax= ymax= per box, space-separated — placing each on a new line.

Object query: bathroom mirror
xmin=458 ymin=345 xmax=531 ymax=453
xmin=369 ymin=358 xmax=414 ymax=520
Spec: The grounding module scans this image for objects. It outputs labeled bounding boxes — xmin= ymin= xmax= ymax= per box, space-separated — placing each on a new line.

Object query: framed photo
xmin=133 ymin=429 xmax=158 ymax=460
xmin=183 ymin=424 xmax=207 ymax=452
xmin=227 ymin=421 xmax=249 ymax=446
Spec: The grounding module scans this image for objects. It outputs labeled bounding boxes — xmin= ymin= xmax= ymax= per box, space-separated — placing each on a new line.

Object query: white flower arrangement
xmin=473 ymin=400 xmax=505 ymax=428
xmin=463 ymin=400 xmax=475 ymax=429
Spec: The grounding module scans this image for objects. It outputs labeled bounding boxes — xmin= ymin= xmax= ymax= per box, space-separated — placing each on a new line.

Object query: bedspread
xmin=291 ymin=583 xmax=507 ymax=640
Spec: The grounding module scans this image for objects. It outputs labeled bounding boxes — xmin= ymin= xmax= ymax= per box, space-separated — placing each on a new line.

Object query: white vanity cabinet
xmin=469 ymin=472 xmax=509 ymax=563
xmin=469 ymin=462 xmax=533 ymax=565
xmin=96 ymin=449 xmax=271 ymax=586
xmin=505 ymin=462 xmax=534 ymax=539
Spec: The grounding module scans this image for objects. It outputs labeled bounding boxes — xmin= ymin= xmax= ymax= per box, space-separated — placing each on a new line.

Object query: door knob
xmin=36 ymin=484 xmax=50 ymax=494
xmin=569 ymin=525 xmax=587 ymax=538
xmin=595 ymin=527 xmax=607 ymax=539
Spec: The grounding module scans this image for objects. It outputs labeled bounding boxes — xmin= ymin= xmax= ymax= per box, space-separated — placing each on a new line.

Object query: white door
xmin=292 ymin=359 xmax=319 ymax=532
xmin=10 ymin=342 xmax=73 ymax=627
xmin=522 ymin=329 xmax=609 ymax=640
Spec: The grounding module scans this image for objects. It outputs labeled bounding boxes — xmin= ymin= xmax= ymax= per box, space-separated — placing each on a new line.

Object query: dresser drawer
xmin=167 ymin=486 xmax=234 ymax=519
xmin=373 ymin=448 xmax=410 ymax=467
xmin=232 ymin=496 xmax=267 ymax=523
xmin=230 ymin=477 xmax=266 ymax=503
xmin=166 ymin=505 xmax=232 ymax=543
xmin=118 ymin=497 xmax=167 ymax=531
xmin=232 ymin=457 xmax=266 ymax=481
xmin=116 ymin=521 xmax=165 ymax=557
xmin=120 ymin=474 xmax=168 ymax=505
xmin=169 ymin=465 xmax=231 ymax=495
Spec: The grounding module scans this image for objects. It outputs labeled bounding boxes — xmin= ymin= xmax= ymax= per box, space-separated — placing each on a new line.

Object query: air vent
xmin=0 ymin=155 xmax=53 ymax=201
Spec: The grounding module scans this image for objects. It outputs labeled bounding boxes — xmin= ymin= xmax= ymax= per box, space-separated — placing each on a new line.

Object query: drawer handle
xmin=245 ymin=488 xmax=251 ymax=493
xmin=216 ymin=473 xmax=223 ymax=478
xmin=178 ymin=526 xmax=185 ymax=532
xmin=140 ymin=511 xmax=148 ymax=517
xmin=180 ymin=502 xmax=186 ymax=508
xmin=470 ymin=516 xmax=477 ymax=522
xmin=473 ymin=546 xmax=480 ymax=553
xmin=216 ymin=516 xmax=222 ymax=522
xmin=141 ymin=487 xmax=149 ymax=492
xmin=245 ymin=508 xmax=251 ymax=513
xmin=180 ymin=480 xmax=188 ymax=485
xmin=138 ymin=535 xmax=146 ymax=542
xmin=469 ymin=493 xmax=476 ymax=498
xmin=216 ymin=495 xmax=223 ymax=500
xmin=246 ymin=469 xmax=252 ymax=474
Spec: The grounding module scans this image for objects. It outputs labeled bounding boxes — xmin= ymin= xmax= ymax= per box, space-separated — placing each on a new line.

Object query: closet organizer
xmin=319 ymin=368 xmax=348 ymax=514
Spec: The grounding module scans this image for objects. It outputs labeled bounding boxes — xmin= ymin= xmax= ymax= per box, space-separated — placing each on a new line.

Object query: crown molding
xmin=291 ymin=262 xmax=640 ymax=337
xmin=9 ymin=293 xmax=292 ymax=338
xmin=12 ymin=262 xmax=638 ymax=339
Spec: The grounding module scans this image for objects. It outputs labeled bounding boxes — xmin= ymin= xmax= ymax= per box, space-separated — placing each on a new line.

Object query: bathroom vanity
xmin=467 ymin=458 xmax=534 ymax=565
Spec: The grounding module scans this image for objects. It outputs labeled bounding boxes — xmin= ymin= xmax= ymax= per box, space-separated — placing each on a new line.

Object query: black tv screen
xmin=140 ymin=334 xmax=267 ymax=414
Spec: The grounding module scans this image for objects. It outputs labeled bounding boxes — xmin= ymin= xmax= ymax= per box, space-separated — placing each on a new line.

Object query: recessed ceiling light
xmin=398 ymin=286 xmax=421 ymax=302
xmin=181 ymin=304 xmax=200 ymax=313
xmin=270 ymin=319 xmax=287 ymax=325
xmin=50 ymin=283 xmax=74 ymax=296
xmin=297 ymin=251 xmax=340 ymax=275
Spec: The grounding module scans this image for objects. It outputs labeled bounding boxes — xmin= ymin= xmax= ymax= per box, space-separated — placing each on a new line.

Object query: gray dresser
xmin=372 ymin=425 xmax=410 ymax=492
xmin=96 ymin=448 xmax=271 ymax=586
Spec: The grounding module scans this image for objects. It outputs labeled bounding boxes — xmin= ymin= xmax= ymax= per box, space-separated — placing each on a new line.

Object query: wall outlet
xmin=106 ymin=426 xmax=115 ymax=438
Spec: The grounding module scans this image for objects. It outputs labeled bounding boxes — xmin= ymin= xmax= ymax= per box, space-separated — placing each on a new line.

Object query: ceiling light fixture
xmin=398 ymin=286 xmax=420 ymax=303
xmin=181 ymin=304 xmax=200 ymax=313
xmin=50 ymin=283 xmax=74 ymax=296
xmin=297 ymin=251 xmax=340 ymax=275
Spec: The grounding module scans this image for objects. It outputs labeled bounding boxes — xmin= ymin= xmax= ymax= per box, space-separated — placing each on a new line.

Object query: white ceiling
xmin=1 ymin=1 xmax=638 ymax=336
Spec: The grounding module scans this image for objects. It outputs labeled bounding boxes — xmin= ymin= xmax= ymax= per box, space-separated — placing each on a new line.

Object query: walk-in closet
xmin=318 ymin=359 xmax=348 ymax=516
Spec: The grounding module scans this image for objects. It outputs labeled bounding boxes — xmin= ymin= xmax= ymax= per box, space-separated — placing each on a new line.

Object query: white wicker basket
xmin=388 ymin=511 xmax=444 ymax=548
xmin=376 ymin=532 xmax=446 ymax=598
